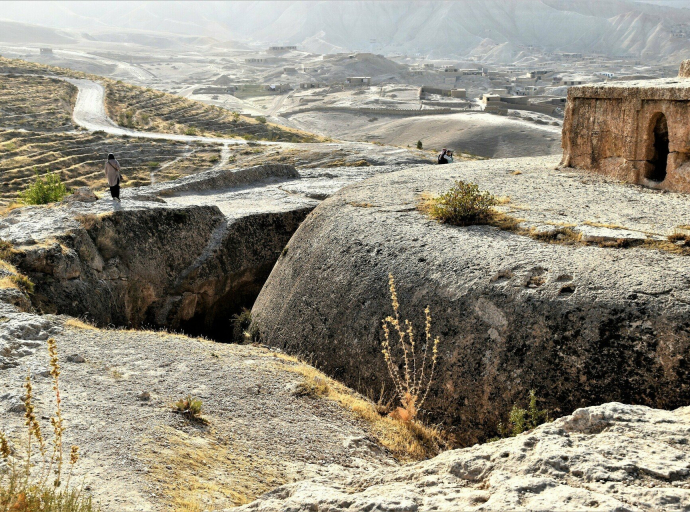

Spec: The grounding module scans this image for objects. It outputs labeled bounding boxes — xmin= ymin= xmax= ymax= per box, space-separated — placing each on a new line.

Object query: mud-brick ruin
xmin=561 ymin=60 xmax=690 ymax=192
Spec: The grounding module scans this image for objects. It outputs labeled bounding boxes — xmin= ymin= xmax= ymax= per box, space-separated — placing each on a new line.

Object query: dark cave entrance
xmin=647 ymin=113 xmax=669 ymax=183
xmin=170 ymin=265 xmax=275 ymax=344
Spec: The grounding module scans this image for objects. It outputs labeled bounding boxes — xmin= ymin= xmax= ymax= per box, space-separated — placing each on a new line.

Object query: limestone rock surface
xmin=238 ymin=402 xmax=690 ymax=512
xmin=252 ymin=156 xmax=690 ymax=443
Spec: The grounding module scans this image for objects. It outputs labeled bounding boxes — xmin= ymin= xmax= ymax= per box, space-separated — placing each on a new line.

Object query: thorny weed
xmin=0 ymin=338 xmax=94 ymax=512
xmin=381 ymin=274 xmax=441 ymax=422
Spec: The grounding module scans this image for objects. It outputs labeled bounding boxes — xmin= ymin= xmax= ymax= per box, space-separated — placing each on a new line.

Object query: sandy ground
xmin=287 ymin=110 xmax=562 ymax=158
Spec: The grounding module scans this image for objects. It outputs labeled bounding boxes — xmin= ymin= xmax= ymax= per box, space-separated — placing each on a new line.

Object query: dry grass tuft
xmin=583 ymin=221 xmax=627 ymax=230
xmin=0 ymin=274 xmax=34 ymax=294
xmin=64 ymin=318 xmax=99 ymax=331
xmin=347 ymin=201 xmax=375 ymax=208
xmin=486 ymin=211 xmax=524 ymax=232
xmin=0 ymin=239 xmax=14 ymax=261
xmin=144 ymin=426 xmax=285 ymax=510
xmin=173 ymin=396 xmax=206 ymax=424
xmin=285 ymin=363 xmax=444 ymax=461
xmin=668 ymin=231 xmax=690 ymax=245
xmin=529 ymin=227 xmax=583 ymax=245
xmin=0 ymin=203 xmax=23 ymax=216
xmin=642 ymin=237 xmax=690 ymax=256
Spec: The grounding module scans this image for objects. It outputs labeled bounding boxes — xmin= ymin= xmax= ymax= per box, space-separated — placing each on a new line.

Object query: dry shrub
xmin=422 ymin=181 xmax=497 ymax=226
xmin=0 ymin=338 xmax=95 ymax=511
xmin=381 ymin=274 xmax=440 ymax=423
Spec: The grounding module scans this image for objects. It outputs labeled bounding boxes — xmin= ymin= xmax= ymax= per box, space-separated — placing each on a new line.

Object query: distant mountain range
xmin=0 ymin=0 xmax=689 ymax=62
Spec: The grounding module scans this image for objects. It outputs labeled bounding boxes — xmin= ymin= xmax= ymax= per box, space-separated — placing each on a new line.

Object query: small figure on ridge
xmin=438 ymin=148 xmax=454 ymax=164
xmin=105 ymin=153 xmax=122 ymax=203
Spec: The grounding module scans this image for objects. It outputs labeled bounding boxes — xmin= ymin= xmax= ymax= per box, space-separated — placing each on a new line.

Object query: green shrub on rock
xmin=494 ymin=390 xmax=550 ymax=440
xmin=424 ymin=180 xmax=497 ymax=226
xmin=19 ymin=172 xmax=69 ymax=205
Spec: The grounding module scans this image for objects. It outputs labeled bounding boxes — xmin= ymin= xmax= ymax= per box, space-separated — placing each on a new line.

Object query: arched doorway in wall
xmin=646 ymin=113 xmax=669 ymax=182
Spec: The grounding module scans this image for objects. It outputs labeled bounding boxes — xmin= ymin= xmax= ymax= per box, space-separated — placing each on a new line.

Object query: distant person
xmin=446 ymin=150 xmax=454 ymax=163
xmin=105 ymin=153 xmax=122 ymax=202
xmin=437 ymin=148 xmax=449 ymax=164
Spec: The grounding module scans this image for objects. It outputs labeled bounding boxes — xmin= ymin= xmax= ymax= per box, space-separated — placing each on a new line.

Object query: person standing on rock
xmin=105 ymin=153 xmax=122 ymax=203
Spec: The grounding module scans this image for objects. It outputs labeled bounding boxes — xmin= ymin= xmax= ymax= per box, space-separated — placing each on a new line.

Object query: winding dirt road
xmin=65 ymin=78 xmax=255 ymax=145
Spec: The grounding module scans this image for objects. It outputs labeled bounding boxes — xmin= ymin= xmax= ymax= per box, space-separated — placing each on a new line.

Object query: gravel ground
xmin=1 ymin=321 xmax=396 ymax=511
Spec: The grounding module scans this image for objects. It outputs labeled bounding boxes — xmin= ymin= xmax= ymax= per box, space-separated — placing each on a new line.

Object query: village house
xmin=345 ymin=77 xmax=371 ymax=86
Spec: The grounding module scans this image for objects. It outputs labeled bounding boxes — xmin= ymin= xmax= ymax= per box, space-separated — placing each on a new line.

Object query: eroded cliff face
xmin=11 ymin=205 xmax=311 ymax=340
xmin=561 ymin=60 xmax=690 ymax=192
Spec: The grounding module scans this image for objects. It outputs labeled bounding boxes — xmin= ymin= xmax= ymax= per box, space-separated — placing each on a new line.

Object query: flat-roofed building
xmin=561 ymin=60 xmax=690 ymax=193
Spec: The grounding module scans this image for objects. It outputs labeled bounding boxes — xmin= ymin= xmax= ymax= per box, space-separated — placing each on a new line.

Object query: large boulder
xmin=238 ymin=402 xmax=690 ymax=512
xmin=252 ymin=156 xmax=690 ymax=444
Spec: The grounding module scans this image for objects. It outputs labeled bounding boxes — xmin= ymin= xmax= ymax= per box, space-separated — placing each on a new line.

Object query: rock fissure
xmin=1 ymin=164 xmax=323 ymax=342
xmin=12 ymin=205 xmax=312 ymax=341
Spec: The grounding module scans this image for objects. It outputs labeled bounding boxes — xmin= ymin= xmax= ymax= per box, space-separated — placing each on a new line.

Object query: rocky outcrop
xmin=1 ymin=164 xmax=317 ymax=340
xmin=252 ymin=156 xmax=690 ymax=444
xmin=238 ymin=402 xmax=690 ymax=512
xmin=561 ymin=62 xmax=690 ymax=192
xmin=12 ymin=205 xmax=310 ymax=339
xmin=125 ymin=163 xmax=299 ymax=200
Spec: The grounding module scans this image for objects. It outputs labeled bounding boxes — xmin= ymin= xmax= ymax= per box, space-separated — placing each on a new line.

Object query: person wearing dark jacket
xmin=105 ymin=153 xmax=122 ymax=202
xmin=437 ymin=148 xmax=449 ymax=164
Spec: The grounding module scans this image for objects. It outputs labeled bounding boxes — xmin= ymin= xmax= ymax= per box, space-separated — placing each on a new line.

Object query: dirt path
xmin=65 ymin=78 xmax=254 ymax=145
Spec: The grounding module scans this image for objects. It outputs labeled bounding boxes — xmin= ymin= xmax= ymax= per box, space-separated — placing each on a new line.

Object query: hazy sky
xmin=0 ymin=1 xmax=688 ymax=35
xmin=0 ymin=1 xmax=688 ymax=60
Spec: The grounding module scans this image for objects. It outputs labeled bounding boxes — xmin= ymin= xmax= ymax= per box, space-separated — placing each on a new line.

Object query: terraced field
xmin=0 ymin=130 xmax=221 ymax=207
xmin=0 ymin=75 xmax=77 ymax=131
xmin=104 ymin=81 xmax=321 ymax=142
xmin=0 ymin=58 xmax=322 ymax=143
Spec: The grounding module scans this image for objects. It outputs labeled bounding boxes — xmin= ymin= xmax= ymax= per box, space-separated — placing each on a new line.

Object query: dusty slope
xmin=1 ymin=317 xmax=397 ymax=511
xmin=288 ymin=111 xmax=562 ymax=158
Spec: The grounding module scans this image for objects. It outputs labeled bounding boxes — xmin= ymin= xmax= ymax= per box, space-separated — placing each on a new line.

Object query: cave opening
xmin=647 ymin=113 xmax=669 ymax=183
xmin=167 ymin=265 xmax=275 ymax=344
